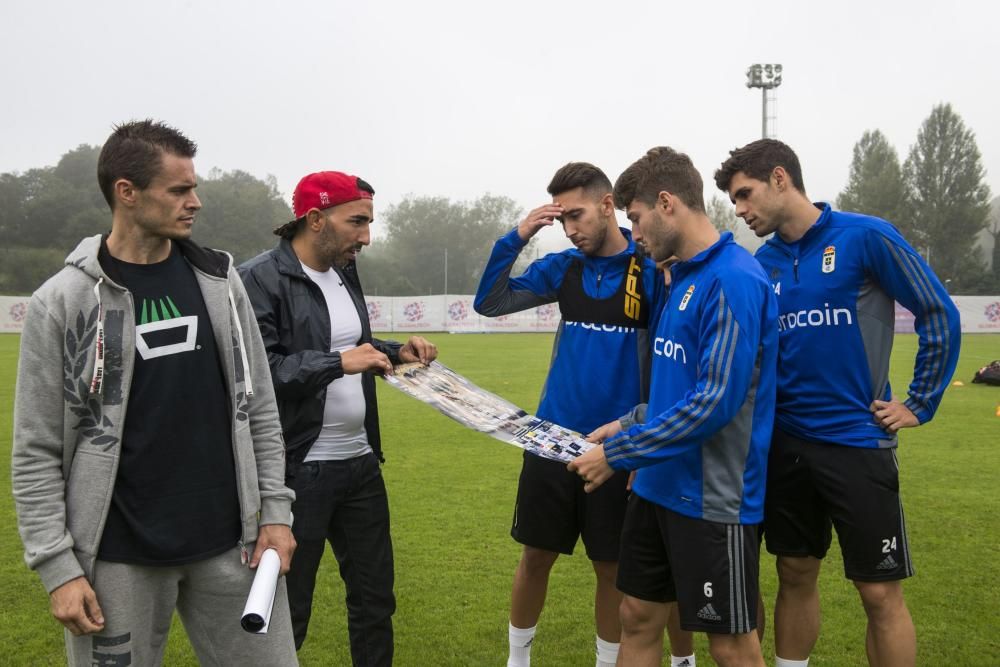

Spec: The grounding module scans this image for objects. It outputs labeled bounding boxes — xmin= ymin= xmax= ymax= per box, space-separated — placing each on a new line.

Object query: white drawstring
xmin=89 ymin=274 xmax=254 ymax=400
xmin=229 ymin=287 xmax=254 ymax=397
xmin=88 ymin=278 xmax=106 ymax=396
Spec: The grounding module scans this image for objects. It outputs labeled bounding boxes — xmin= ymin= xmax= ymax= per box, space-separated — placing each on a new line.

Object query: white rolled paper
xmin=240 ymin=548 xmax=281 ymax=634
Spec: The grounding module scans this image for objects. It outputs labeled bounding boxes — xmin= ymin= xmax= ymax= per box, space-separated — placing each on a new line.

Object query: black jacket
xmin=238 ymin=239 xmax=401 ymax=464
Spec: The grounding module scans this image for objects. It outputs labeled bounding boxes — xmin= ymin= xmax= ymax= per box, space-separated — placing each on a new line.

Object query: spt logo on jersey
xmin=623 ymin=256 xmax=643 ymax=320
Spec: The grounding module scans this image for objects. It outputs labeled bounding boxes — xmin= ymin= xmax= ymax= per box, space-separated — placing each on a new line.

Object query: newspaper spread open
xmin=383 ymin=361 xmax=594 ymax=463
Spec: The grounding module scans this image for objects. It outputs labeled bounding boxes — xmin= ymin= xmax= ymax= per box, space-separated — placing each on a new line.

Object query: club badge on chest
xmin=822 ymin=245 xmax=836 ymax=274
xmin=679 ymin=284 xmax=695 ymax=311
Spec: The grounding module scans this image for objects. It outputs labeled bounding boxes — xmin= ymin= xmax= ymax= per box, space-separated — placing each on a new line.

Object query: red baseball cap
xmin=291 ymin=171 xmax=374 ymax=219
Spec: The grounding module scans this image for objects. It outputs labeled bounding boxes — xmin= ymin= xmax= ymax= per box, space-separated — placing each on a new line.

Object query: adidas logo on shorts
xmin=877 ymin=554 xmax=899 ymax=570
xmin=696 ymin=603 xmax=722 ymax=622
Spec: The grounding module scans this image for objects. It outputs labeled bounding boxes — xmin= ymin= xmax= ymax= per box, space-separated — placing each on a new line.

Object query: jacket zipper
xmin=768 ymin=242 xmax=800 ymax=284
xmin=91 ymin=285 xmax=136 ymax=567
xmin=225 ymin=275 xmax=249 ymax=554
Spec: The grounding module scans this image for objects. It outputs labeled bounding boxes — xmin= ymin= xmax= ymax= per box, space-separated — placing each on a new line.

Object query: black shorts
xmin=764 ymin=427 xmax=914 ymax=582
xmin=510 ymin=451 xmax=628 ymax=561
xmin=616 ymin=494 xmax=760 ymax=634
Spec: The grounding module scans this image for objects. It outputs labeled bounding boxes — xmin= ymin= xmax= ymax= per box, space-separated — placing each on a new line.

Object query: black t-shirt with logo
xmin=97 ymin=243 xmax=241 ymax=565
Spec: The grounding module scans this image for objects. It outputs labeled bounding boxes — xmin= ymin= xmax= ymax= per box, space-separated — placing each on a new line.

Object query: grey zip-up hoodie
xmin=12 ymin=235 xmax=294 ymax=594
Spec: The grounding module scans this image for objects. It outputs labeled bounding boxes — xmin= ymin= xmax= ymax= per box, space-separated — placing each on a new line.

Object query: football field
xmin=2 ymin=333 xmax=998 ymax=665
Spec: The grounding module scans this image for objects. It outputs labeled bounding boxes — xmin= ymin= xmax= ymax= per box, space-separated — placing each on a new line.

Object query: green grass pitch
xmin=2 ymin=333 xmax=998 ymax=665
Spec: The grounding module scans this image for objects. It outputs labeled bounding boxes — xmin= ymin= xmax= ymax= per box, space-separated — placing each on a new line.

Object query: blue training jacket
xmin=755 ymin=204 xmax=961 ymax=449
xmin=604 ymin=233 xmax=778 ymax=525
xmin=474 ymin=227 xmax=664 ymax=435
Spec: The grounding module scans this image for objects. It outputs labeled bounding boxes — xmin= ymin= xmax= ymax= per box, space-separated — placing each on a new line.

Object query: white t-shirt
xmin=300 ymin=263 xmax=372 ymax=461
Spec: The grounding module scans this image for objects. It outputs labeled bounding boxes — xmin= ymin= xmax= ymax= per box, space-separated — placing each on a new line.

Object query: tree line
xmin=0 ymin=145 xmax=293 ymax=294
xmin=1 ymin=103 xmax=996 ymax=295
xmin=0 ymin=145 xmax=531 ymax=296
xmin=708 ymin=104 xmax=997 ymax=293
xmin=835 ymin=103 xmax=996 ymax=293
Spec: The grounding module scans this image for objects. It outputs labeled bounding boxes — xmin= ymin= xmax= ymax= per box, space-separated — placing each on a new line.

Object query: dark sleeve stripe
xmin=604 ymin=294 xmax=733 ymax=461
xmin=881 ymin=237 xmax=951 ymax=410
xmin=896 ymin=245 xmax=952 ymax=406
xmin=898 ymin=249 xmax=950 ymax=404
xmin=886 ymin=240 xmax=946 ymax=405
xmin=625 ymin=299 xmax=734 ymax=451
xmin=606 ymin=293 xmax=740 ymax=463
xmin=477 ymin=269 xmax=555 ymax=315
xmin=886 ymin=240 xmax=941 ymax=397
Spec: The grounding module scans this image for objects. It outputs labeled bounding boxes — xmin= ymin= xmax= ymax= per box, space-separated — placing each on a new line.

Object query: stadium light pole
xmin=746 ymin=64 xmax=783 ymax=138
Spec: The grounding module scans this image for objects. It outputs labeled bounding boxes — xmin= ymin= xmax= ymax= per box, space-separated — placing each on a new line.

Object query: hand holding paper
xmin=251 ymin=524 xmax=296 ymax=574
xmin=383 ymin=361 xmax=594 ymax=462
xmin=241 ymin=548 xmax=281 ymax=634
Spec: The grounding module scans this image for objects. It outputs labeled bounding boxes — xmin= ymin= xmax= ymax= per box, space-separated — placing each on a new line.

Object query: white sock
xmin=508 ymin=623 xmax=536 ymax=667
xmin=775 ymin=658 xmax=809 ymax=667
xmin=671 ymin=654 xmax=696 ymax=666
xmin=595 ymin=636 xmax=620 ymax=667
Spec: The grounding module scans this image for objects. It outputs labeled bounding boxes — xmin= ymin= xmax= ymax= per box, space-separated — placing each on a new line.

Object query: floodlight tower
xmin=745 ymin=64 xmax=783 ymax=138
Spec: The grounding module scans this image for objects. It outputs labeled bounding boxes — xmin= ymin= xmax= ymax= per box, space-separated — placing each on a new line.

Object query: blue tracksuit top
xmin=604 ymin=233 xmax=778 ymax=525
xmin=755 ymin=204 xmax=961 ymax=449
xmin=474 ymin=227 xmax=664 ymax=435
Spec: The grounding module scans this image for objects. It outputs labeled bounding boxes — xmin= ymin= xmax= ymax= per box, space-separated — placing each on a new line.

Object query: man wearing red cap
xmin=239 ymin=172 xmax=437 ymax=666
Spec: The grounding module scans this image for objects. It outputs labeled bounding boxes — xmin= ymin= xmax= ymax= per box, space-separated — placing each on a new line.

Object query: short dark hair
xmin=97 ymin=120 xmax=198 ymax=210
xmin=714 ymin=138 xmax=805 ymax=194
xmin=547 ymin=162 xmax=613 ymax=200
xmin=612 ymin=146 xmax=705 ymax=213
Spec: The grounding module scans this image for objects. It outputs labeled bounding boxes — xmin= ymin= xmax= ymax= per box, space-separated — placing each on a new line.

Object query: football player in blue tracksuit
xmin=714 ymin=139 xmax=961 ymax=667
xmin=475 ymin=162 xmax=669 ymax=667
xmin=572 ymin=147 xmax=777 ymax=667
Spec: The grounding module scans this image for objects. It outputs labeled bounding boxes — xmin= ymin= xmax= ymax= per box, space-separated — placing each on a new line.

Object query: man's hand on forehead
xmin=517 ymin=203 xmax=564 ymax=242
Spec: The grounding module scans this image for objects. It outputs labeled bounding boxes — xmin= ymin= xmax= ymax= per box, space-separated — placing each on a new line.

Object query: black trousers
xmin=285 ymin=452 xmax=395 ymax=666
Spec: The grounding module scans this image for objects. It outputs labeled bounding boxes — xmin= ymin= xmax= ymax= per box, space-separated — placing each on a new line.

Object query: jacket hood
xmin=64 ymin=235 xmax=107 ymax=283
xmin=61 ymin=234 xmax=245 ymax=398
xmin=63 ymin=234 xmax=234 ymax=286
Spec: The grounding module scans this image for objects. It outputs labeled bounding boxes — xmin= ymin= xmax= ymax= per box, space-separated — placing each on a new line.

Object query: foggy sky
xmin=2 ymin=0 xmax=997 ymax=253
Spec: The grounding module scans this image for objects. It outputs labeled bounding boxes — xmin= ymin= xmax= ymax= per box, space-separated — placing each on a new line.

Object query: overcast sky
xmin=2 ymin=0 xmax=997 ymax=252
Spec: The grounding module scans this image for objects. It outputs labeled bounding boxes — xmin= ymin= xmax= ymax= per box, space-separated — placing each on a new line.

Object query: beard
xmin=644 ymin=209 xmax=677 ymax=262
xmin=315 ymin=222 xmax=347 ymax=268
xmin=586 ymin=222 xmax=608 ymax=256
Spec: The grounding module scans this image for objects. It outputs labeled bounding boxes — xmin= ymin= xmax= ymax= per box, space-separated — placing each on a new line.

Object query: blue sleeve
xmin=864 ymin=226 xmax=962 ymax=423
xmin=603 ymin=278 xmax=761 ymax=470
xmin=474 ymin=228 xmax=568 ymax=316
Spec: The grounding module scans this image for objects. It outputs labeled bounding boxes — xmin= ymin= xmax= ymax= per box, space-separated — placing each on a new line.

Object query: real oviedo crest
xmin=822 ymin=245 xmax=836 ymax=274
xmin=678 ymin=284 xmax=695 ymax=311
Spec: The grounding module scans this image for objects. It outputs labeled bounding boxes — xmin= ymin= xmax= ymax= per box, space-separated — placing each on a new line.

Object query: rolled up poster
xmin=240 ymin=548 xmax=280 ymax=633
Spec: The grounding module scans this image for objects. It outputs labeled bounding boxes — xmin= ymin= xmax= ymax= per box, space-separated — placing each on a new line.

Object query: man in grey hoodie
xmin=11 ymin=120 xmax=298 ymax=666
